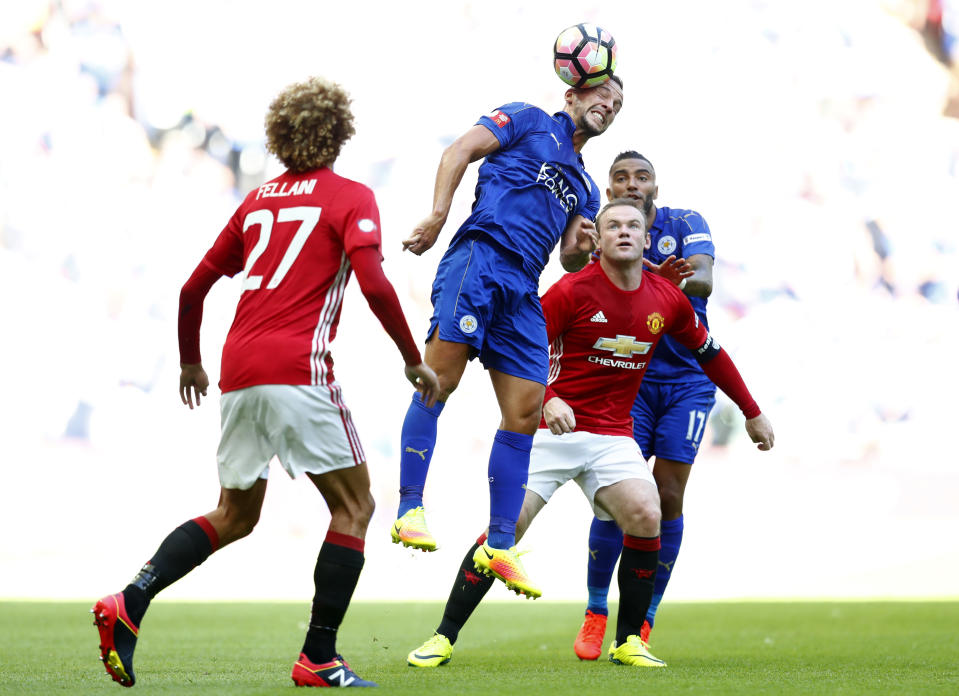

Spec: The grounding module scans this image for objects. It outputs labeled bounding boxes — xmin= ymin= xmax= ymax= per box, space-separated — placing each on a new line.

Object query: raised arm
xmin=681 ymin=253 xmax=714 ymax=297
xmin=349 ymin=246 xmax=439 ymax=406
xmin=558 ymin=215 xmax=598 ymax=271
xmin=402 ymin=125 xmax=500 ymax=256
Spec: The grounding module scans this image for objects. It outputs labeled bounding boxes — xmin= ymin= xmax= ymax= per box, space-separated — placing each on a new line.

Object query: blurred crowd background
xmin=1 ymin=0 xmax=957 ymax=602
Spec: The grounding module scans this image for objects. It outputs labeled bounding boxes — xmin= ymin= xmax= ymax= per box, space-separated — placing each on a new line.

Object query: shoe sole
xmin=574 ymin=647 xmax=602 ymax=660
xmin=407 ymin=656 xmax=451 ymax=668
xmin=390 ymin=526 xmax=438 ymax=552
xmin=610 ymin=657 xmax=667 ymax=667
xmin=472 ymin=562 xmax=541 ymax=599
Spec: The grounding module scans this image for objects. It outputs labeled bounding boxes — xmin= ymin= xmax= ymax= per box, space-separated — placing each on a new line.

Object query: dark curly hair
xmin=264 ymin=77 xmax=356 ymax=172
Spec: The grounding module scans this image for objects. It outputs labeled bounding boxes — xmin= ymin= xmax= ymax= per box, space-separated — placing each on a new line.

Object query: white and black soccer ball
xmin=553 ymin=23 xmax=618 ymax=89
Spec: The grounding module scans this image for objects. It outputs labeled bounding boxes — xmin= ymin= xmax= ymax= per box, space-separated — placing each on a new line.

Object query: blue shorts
xmin=428 ymin=233 xmax=549 ymax=384
xmin=631 ymin=380 xmax=717 ymax=465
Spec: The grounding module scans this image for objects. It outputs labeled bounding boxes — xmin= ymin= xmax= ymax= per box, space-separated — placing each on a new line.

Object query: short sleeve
xmin=202 ymin=207 xmax=245 ymax=277
xmin=476 ymin=102 xmax=537 ymax=149
xmin=677 ymin=211 xmax=715 ymax=258
xmin=341 ymin=185 xmax=383 ymax=257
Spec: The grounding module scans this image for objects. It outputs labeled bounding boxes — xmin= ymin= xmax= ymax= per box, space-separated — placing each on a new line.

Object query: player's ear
xmin=605 ymin=187 xmax=612 ymax=201
xmin=564 ymin=88 xmax=576 ymax=105
xmin=644 ymin=232 xmax=652 ymax=250
xmin=653 ymin=184 xmax=659 ymax=201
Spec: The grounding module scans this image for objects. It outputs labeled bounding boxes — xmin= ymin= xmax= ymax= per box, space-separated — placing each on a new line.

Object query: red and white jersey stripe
xmin=202 ymin=168 xmax=383 ymax=393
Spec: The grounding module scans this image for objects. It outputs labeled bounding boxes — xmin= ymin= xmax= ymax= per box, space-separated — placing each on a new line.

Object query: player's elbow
xmin=560 ymin=250 xmax=589 ymax=272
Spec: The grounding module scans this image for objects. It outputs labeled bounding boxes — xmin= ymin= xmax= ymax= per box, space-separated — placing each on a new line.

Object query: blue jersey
xmin=449 ymin=102 xmax=601 ymax=278
xmin=643 ymin=206 xmax=715 ymax=385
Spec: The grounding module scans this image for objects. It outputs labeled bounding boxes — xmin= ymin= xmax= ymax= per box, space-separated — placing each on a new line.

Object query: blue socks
xmin=486 ymin=430 xmax=532 ymax=549
xmin=584 ymin=515 xmax=686 ymax=625
xmin=585 ymin=517 xmax=623 ymax=614
xmin=646 ymin=514 xmax=684 ymax=626
xmin=397 ymin=392 xmax=445 ymax=517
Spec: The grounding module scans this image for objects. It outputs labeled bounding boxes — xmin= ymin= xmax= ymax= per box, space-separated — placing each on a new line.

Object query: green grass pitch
xmin=2 ymin=600 xmax=957 ymax=694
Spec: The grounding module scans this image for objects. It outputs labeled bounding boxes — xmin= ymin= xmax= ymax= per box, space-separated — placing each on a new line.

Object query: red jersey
xmin=202 ymin=168 xmax=382 ymax=393
xmin=540 ymin=262 xmax=709 ymax=436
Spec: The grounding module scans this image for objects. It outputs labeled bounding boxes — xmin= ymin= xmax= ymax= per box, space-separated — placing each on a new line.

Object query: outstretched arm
xmin=402 ymin=125 xmax=501 ymax=255
xmin=177 ymin=261 xmax=222 ymax=409
xmin=693 ymin=335 xmax=774 ymax=451
xmin=350 ymin=246 xmax=439 ymax=406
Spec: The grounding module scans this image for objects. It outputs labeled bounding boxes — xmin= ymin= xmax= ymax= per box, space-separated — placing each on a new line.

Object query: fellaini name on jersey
xmin=535 ymin=162 xmax=577 ymax=213
xmin=256 ymin=179 xmax=317 ymax=200
xmin=588 ymin=355 xmax=647 ymax=370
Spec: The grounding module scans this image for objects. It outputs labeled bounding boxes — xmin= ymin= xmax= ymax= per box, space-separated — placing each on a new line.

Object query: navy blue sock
xmin=586 ymin=516 xmax=623 ymax=615
xmin=486 ymin=430 xmax=532 ymax=549
xmin=397 ymin=392 xmax=445 ymax=517
xmin=646 ymin=514 xmax=684 ymax=626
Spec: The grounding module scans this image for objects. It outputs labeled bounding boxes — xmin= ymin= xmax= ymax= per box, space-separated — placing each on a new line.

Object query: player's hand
xmin=573 ymin=218 xmax=599 ymax=255
xmin=405 ymin=362 xmax=441 ymax=408
xmin=643 ymin=255 xmax=694 ymax=286
xmin=403 ymin=213 xmax=446 ymax=255
xmin=745 ymin=413 xmax=774 ymax=451
xmin=543 ymin=396 xmax=576 ymax=435
xmin=180 ymin=363 xmax=209 ymax=410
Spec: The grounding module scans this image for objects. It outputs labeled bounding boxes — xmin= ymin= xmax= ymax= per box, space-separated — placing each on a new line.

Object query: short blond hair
xmin=264 ymin=77 xmax=355 ymax=172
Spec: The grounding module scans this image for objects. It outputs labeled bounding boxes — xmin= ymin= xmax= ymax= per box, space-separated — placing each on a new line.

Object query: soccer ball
xmin=553 ymin=23 xmax=617 ymax=89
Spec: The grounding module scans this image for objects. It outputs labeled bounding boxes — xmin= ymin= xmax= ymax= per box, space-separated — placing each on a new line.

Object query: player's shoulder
xmin=660 ymin=206 xmax=708 ymax=230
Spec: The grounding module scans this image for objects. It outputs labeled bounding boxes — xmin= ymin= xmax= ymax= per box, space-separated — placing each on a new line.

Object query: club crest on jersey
xmin=489 ymin=110 xmax=511 ymax=127
xmin=459 ymin=315 xmax=478 ymax=334
xmin=657 ymin=235 xmax=677 ymax=255
xmin=646 ymin=312 xmax=664 ymax=334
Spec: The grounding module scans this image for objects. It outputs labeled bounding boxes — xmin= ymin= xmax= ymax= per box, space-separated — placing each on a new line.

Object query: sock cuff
xmin=324 ymin=530 xmax=365 ymax=554
xmin=191 ymin=516 xmax=220 ymax=552
xmin=623 ymin=534 xmax=661 ymax=551
xmin=413 ymin=391 xmax=445 ymax=417
xmin=661 ymin=515 xmax=684 ymax=532
xmin=493 ymin=429 xmax=533 ymax=451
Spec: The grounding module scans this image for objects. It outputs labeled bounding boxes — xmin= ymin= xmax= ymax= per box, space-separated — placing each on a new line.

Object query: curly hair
xmin=264 ymin=77 xmax=356 ymax=173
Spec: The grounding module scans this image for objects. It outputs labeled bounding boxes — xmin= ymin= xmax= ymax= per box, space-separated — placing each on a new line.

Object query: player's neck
xmin=599 ymin=256 xmax=643 ymax=291
xmin=646 ymin=204 xmax=658 ymax=229
xmin=571 ymin=129 xmax=589 ymax=152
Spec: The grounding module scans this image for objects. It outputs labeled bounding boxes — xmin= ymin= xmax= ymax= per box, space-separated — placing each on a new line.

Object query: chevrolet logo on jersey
xmin=593 ymin=335 xmax=652 ymax=357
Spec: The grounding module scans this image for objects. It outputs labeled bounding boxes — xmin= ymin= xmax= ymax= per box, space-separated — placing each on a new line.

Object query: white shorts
xmin=525 ymin=429 xmax=653 ymax=522
xmin=216 ymin=383 xmax=365 ymax=490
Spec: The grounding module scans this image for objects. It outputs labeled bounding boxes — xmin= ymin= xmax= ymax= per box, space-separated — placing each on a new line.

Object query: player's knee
xmin=219 ymin=507 xmax=261 ymax=543
xmin=618 ymin=500 xmax=661 ymax=538
xmin=438 ymin=380 xmax=459 ymax=401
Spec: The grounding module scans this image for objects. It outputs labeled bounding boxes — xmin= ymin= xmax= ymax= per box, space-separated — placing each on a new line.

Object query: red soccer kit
xmin=541 ymin=262 xmax=751 ymax=437
xmin=198 ymin=168 xmax=390 ymax=393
